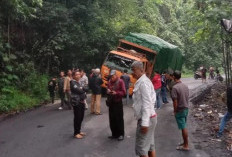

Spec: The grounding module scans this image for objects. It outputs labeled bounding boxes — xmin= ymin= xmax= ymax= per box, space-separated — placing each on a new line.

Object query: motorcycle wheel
xmin=194 ymin=74 xmax=198 ymax=80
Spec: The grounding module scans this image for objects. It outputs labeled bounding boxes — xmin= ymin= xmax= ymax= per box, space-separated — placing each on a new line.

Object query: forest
xmin=0 ymin=0 xmax=232 ymax=113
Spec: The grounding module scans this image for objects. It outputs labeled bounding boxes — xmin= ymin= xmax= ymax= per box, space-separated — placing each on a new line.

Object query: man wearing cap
xmin=89 ymin=68 xmax=103 ymax=115
xmin=107 ymin=70 xmax=126 ymax=141
xmin=131 ymin=61 xmax=157 ymax=157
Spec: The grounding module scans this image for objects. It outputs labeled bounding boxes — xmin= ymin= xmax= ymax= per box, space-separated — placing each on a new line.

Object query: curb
xmin=189 ymin=82 xmax=216 ymax=104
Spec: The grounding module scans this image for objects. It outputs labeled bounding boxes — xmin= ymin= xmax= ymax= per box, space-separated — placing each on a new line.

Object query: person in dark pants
xmin=161 ymin=71 xmax=169 ymax=104
xmin=107 ymin=70 xmax=126 ymax=141
xmin=48 ymin=77 xmax=57 ymax=104
xmin=120 ymin=69 xmax=130 ymax=105
xmin=70 ymin=70 xmax=88 ymax=139
xmin=64 ymin=69 xmax=72 ymax=110
xmin=89 ymin=68 xmax=103 ymax=115
xmin=58 ymin=71 xmax=66 ymax=110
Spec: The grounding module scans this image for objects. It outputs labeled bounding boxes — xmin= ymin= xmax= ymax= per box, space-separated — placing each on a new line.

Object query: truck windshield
xmin=104 ymin=53 xmax=134 ymax=73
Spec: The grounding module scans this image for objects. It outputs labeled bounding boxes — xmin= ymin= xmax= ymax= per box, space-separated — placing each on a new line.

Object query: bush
xmin=21 ymin=72 xmax=50 ymax=100
xmin=0 ymin=87 xmax=38 ymax=113
xmin=0 ymin=70 xmax=50 ymax=113
xmin=181 ymin=66 xmax=194 ymax=78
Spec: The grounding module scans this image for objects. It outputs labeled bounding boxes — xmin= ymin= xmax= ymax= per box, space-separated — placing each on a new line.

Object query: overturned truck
xmin=101 ymin=33 xmax=184 ymax=95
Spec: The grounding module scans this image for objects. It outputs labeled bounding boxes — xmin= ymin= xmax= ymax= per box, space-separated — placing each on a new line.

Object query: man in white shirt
xmin=131 ymin=61 xmax=157 ymax=157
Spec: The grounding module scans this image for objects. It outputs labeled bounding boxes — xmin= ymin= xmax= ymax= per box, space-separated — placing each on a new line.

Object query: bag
xmin=105 ymin=100 xmax=110 ymax=107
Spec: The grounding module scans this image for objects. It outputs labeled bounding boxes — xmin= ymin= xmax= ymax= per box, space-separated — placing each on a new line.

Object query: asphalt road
xmin=0 ymin=78 xmax=213 ymax=157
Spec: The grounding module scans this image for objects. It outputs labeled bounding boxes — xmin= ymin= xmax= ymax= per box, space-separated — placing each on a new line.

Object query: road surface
xmin=0 ymin=78 xmax=213 ymax=157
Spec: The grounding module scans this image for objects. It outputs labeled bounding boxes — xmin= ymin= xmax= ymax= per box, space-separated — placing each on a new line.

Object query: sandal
xmin=178 ymin=143 xmax=184 ymax=146
xmin=80 ymin=132 xmax=86 ymax=136
xmin=176 ymin=145 xmax=190 ymax=151
xmin=75 ymin=134 xmax=83 ymax=139
xmin=95 ymin=113 xmax=102 ymax=115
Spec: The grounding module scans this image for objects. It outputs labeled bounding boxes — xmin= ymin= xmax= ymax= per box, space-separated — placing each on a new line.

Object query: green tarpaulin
xmin=124 ymin=33 xmax=183 ymax=73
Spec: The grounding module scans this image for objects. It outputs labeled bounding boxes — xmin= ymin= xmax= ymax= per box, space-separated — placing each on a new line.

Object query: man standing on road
xmin=201 ymin=66 xmax=207 ymax=83
xmin=152 ymin=71 xmax=162 ymax=109
xmin=161 ymin=71 xmax=169 ymax=104
xmin=48 ymin=77 xmax=57 ymax=104
xmin=131 ymin=61 xmax=157 ymax=157
xmin=120 ymin=69 xmax=130 ymax=105
xmin=171 ymin=71 xmax=190 ymax=151
xmin=217 ymin=84 xmax=232 ymax=138
xmin=58 ymin=71 xmax=66 ymax=110
xmin=107 ymin=70 xmax=126 ymax=141
xmin=70 ymin=70 xmax=88 ymax=139
xmin=80 ymin=69 xmax=89 ymax=110
xmin=166 ymin=69 xmax=176 ymax=97
xmin=64 ymin=69 xmax=72 ymax=110
xmin=89 ymin=68 xmax=103 ymax=115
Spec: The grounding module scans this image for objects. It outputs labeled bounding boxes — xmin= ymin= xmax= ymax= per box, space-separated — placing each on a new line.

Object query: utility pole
xmin=221 ymin=19 xmax=232 ymax=86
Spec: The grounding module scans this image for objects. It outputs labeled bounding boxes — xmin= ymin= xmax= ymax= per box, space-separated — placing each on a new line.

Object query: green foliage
xmin=22 ymin=71 xmax=49 ymax=100
xmin=0 ymin=87 xmax=38 ymax=113
xmin=181 ymin=66 xmax=194 ymax=78
xmin=0 ymin=70 xmax=49 ymax=113
xmin=0 ymin=0 xmax=231 ymax=113
xmin=181 ymin=0 xmax=232 ymax=70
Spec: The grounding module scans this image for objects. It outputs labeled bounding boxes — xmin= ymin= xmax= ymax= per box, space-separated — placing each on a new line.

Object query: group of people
xmin=131 ymin=62 xmax=190 ymax=156
xmin=151 ymin=71 xmax=171 ymax=109
xmin=199 ymin=66 xmax=223 ymax=83
xmin=48 ymin=64 xmax=191 ymax=157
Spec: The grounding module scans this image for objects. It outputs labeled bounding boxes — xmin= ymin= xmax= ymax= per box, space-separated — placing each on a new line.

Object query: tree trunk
xmin=7 ymin=16 xmax=10 ymax=54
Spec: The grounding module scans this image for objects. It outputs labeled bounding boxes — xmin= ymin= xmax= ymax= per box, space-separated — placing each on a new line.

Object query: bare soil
xmin=191 ymin=83 xmax=232 ymax=156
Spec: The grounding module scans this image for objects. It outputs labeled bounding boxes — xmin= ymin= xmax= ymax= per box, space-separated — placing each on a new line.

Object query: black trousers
xmin=49 ymin=91 xmax=55 ymax=104
xmin=73 ymin=103 xmax=85 ymax=136
xmin=58 ymin=90 xmax=65 ymax=106
xmin=109 ymin=101 xmax=124 ymax=138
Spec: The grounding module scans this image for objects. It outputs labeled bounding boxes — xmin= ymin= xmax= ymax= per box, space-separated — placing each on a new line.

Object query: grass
xmin=182 ymin=72 xmax=193 ymax=78
xmin=0 ymin=73 xmax=50 ymax=114
xmin=0 ymin=88 xmax=39 ymax=113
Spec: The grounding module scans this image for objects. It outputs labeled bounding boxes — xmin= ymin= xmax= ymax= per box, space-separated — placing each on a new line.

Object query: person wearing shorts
xmin=171 ymin=71 xmax=190 ymax=151
xmin=175 ymin=109 xmax=188 ymax=129
xmin=131 ymin=61 xmax=157 ymax=157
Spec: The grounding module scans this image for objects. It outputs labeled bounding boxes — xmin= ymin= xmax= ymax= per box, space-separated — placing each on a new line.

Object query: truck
xmin=101 ymin=33 xmax=183 ymax=95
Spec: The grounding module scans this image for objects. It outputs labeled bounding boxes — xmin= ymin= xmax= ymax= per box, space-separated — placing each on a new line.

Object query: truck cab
xmin=101 ymin=40 xmax=156 ymax=95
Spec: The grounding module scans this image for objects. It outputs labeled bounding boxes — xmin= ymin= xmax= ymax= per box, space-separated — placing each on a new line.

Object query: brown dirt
xmin=191 ymin=83 xmax=232 ymax=157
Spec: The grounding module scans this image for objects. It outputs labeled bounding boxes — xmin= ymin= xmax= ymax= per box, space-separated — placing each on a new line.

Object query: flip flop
xmin=80 ymin=132 xmax=86 ymax=136
xmin=176 ymin=146 xmax=190 ymax=151
xmin=178 ymin=143 xmax=184 ymax=146
xmin=75 ymin=134 xmax=83 ymax=139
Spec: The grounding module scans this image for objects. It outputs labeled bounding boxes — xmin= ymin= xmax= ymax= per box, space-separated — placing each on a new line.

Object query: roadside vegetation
xmin=0 ymin=0 xmax=231 ymax=113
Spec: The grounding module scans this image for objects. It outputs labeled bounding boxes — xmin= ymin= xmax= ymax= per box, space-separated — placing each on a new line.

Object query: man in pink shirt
xmin=107 ymin=70 xmax=126 ymax=141
xmin=152 ymin=71 xmax=162 ymax=109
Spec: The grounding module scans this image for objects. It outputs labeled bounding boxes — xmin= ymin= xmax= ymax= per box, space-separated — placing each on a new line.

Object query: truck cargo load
xmin=124 ymin=33 xmax=183 ymax=73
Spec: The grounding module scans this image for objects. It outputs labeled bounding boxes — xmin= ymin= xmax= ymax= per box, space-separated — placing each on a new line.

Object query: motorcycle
xmin=194 ymin=70 xmax=202 ymax=79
